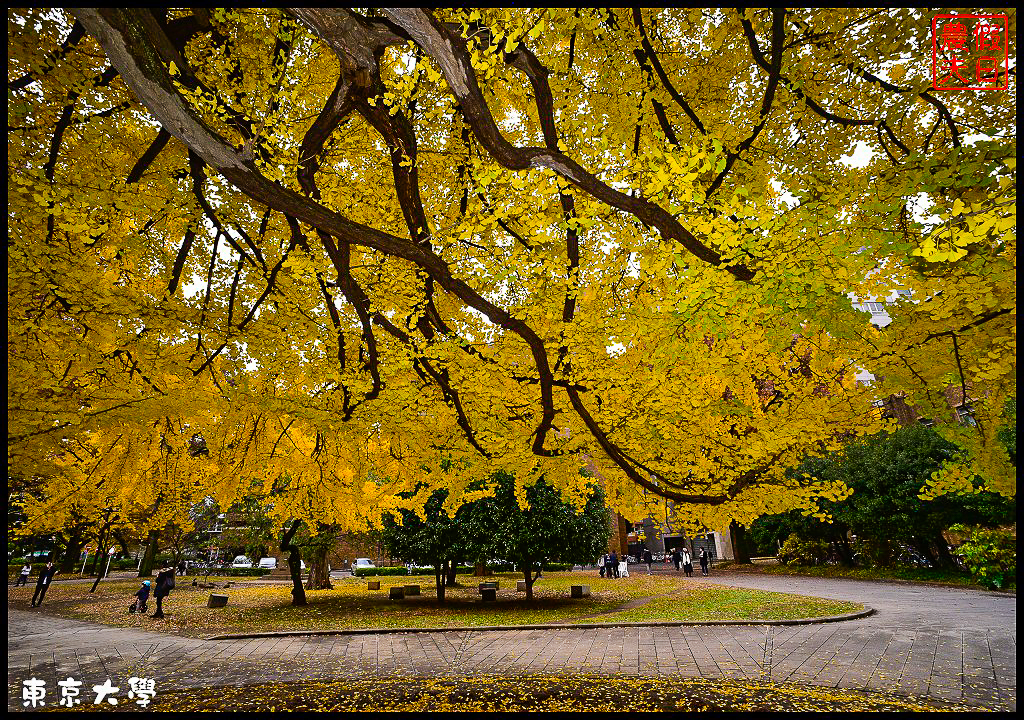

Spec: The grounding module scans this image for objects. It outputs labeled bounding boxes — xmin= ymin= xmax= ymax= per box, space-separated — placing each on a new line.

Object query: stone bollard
xmin=404 ymin=585 xmax=420 ymax=596
xmin=570 ymin=585 xmax=591 ymax=598
xmin=367 ymin=580 xmax=380 ymax=590
xmin=207 ymin=593 xmax=228 ymax=608
xmin=516 ymin=580 xmax=529 ymax=592
xmin=389 ymin=586 xmax=405 ymax=600
xmin=480 ymin=587 xmax=497 ymax=601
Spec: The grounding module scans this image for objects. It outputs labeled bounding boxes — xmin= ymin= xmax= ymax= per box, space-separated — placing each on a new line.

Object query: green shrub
xmin=355 ymin=566 xmax=414 ymax=577
xmin=950 ymin=525 xmax=1016 ymax=590
xmin=778 ymin=534 xmax=828 ymax=566
xmin=850 ymin=538 xmax=902 ymax=568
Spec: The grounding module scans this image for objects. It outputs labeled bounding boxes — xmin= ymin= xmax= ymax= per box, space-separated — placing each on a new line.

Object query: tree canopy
xmin=7 ymin=9 xmax=1016 ymax=541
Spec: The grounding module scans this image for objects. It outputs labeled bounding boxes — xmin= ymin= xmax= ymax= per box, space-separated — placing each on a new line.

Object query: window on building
xmin=863 ymin=302 xmax=887 ymax=315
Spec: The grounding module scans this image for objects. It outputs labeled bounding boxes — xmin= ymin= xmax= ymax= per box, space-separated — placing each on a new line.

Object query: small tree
xmin=463 ymin=472 xmax=610 ymax=600
xmin=950 ymin=524 xmax=1016 ymax=590
xmin=380 ymin=488 xmax=465 ymax=603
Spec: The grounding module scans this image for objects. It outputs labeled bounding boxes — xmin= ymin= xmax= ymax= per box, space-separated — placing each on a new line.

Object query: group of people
xmin=599 ymin=551 xmax=624 ymax=578
xmin=596 ymin=546 xmax=713 ymax=578
xmin=16 ymin=560 xmax=177 ymax=618
xmin=134 ymin=566 xmax=176 ymax=618
xmin=668 ymin=547 xmax=710 ymax=576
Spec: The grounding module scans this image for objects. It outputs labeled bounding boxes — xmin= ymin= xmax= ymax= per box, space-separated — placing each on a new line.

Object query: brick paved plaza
xmin=7 ymin=572 xmax=1014 ymax=711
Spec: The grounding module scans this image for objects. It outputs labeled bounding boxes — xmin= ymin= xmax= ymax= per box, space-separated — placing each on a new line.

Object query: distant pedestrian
xmin=643 ymin=548 xmax=653 ymax=574
xmin=609 ymin=551 xmax=619 ymax=578
xmin=682 ymin=548 xmax=693 ymax=577
xmin=699 ymin=548 xmax=709 ymax=576
xmin=599 ymin=554 xmax=607 ymax=578
xmin=31 ymin=562 xmax=58 ymax=607
xmin=151 ymin=566 xmax=175 ymax=619
xmin=671 ymin=548 xmax=681 ymax=572
xmin=16 ymin=564 xmax=31 ymax=586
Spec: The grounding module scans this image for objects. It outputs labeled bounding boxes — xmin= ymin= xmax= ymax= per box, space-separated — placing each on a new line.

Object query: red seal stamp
xmin=932 ymin=14 xmax=1009 ymax=90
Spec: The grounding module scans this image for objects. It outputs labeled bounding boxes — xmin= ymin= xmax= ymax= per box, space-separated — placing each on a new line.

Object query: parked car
xmin=231 ymin=555 xmax=254 ymax=569
xmin=354 ymin=558 xmax=375 ymax=569
xmin=258 ymin=557 xmax=277 ymax=570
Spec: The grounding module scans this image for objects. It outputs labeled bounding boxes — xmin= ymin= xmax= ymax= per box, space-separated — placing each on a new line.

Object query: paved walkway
xmin=8 ymin=572 xmax=1015 ymax=710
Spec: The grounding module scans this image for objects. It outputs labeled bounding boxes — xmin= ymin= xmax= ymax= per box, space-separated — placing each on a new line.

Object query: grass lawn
xmin=724 ymin=563 xmax=1010 ymax=590
xmin=9 ymin=571 xmax=861 ymax=637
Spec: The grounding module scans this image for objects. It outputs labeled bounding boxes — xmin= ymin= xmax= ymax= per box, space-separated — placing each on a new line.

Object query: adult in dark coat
xmin=642 ymin=548 xmax=654 ymax=574
xmin=151 ymin=567 xmax=175 ymax=618
xmin=31 ymin=562 xmax=58 ymax=607
xmin=699 ymin=548 xmax=710 ymax=576
xmin=671 ymin=548 xmax=681 ymax=571
xmin=609 ymin=551 xmax=619 ymax=579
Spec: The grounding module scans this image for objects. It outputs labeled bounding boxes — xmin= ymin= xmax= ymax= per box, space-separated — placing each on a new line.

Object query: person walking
xmin=609 ymin=550 xmax=619 ymax=578
xmin=699 ymin=547 xmax=709 ymax=576
xmin=682 ymin=548 xmax=693 ymax=577
xmin=151 ymin=566 xmax=175 ymax=619
xmin=30 ymin=561 xmax=58 ymax=607
xmin=16 ymin=563 xmax=32 ymax=586
xmin=642 ymin=547 xmax=654 ymax=574
xmin=671 ymin=548 xmax=681 ymax=572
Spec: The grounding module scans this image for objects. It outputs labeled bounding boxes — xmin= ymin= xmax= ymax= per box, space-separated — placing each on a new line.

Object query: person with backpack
xmin=131 ymin=580 xmax=151 ymax=614
xmin=151 ymin=567 xmax=175 ymax=619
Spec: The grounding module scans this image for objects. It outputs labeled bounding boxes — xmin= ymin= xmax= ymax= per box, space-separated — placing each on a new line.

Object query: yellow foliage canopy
xmin=7 ymin=9 xmax=1015 ymax=538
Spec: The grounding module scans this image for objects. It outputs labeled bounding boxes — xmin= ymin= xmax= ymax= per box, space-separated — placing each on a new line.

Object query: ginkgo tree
xmin=7 ymin=8 xmax=1015 ymax=547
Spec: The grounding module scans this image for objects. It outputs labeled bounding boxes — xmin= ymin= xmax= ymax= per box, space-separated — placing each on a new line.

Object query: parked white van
xmin=231 ymin=555 xmax=253 ymax=569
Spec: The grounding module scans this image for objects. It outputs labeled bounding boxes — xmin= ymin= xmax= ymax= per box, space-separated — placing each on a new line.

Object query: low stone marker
xmin=404 ymin=585 xmax=420 ymax=596
xmin=207 ymin=593 xmax=228 ymax=608
xmin=389 ymin=586 xmax=405 ymax=600
xmin=516 ymin=580 xmax=529 ymax=592
xmin=479 ymin=581 xmax=499 ymax=592
xmin=480 ymin=587 xmax=497 ymax=601
xmin=367 ymin=580 xmax=380 ymax=590
xmin=570 ymin=585 xmax=591 ymax=598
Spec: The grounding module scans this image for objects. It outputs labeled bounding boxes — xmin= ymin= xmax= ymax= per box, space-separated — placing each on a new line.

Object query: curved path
xmin=7 ymin=572 xmax=1015 ymax=710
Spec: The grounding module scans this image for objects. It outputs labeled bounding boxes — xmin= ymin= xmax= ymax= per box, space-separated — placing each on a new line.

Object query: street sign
xmin=108 ymin=547 xmax=117 ymax=555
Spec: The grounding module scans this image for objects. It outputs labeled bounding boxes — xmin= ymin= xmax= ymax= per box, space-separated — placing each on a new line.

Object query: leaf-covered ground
xmin=8 ymin=572 xmax=861 ymax=637
xmin=64 ymin=675 xmax=981 ymax=712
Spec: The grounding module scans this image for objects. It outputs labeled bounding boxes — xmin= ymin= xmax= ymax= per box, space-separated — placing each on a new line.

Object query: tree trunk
xmin=89 ymin=542 xmax=108 ymax=593
xmin=138 ymin=529 xmax=160 ymax=577
xmin=90 ymin=525 xmax=109 ymax=575
xmin=446 ymin=558 xmax=458 ymax=587
xmin=473 ymin=561 xmax=492 ymax=576
xmin=60 ymin=531 xmax=84 ymax=573
xmin=280 ymin=519 xmax=307 ymax=606
xmin=522 ymin=558 xmax=534 ymax=600
xmin=435 ymin=558 xmax=446 ymax=603
xmin=729 ymin=521 xmax=751 ymax=564
xmin=305 ymin=542 xmax=333 ymax=590
xmin=835 ymin=532 xmax=855 ymax=566
xmin=930 ymin=534 xmax=955 ymax=569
